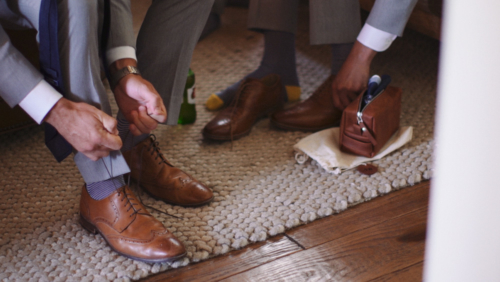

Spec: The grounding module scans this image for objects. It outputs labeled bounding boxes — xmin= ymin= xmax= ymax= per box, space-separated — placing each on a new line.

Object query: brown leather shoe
xmin=123 ymin=135 xmax=213 ymax=206
xmin=270 ymin=75 xmax=343 ymax=131
xmin=79 ymin=185 xmax=186 ymax=263
xmin=202 ymin=74 xmax=284 ymax=140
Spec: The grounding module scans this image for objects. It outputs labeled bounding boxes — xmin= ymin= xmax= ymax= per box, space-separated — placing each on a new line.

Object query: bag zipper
xmin=357 ymin=88 xmax=385 ymax=126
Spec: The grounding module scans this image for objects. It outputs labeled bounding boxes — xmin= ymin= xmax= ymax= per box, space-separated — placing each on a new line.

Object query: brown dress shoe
xmin=270 ymin=75 xmax=343 ymax=131
xmin=202 ymin=74 xmax=284 ymax=140
xmin=123 ymin=135 xmax=213 ymax=206
xmin=79 ymin=185 xmax=186 ymax=263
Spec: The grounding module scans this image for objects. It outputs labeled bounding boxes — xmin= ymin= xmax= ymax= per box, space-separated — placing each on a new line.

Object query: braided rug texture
xmin=0 ymin=6 xmax=438 ymax=282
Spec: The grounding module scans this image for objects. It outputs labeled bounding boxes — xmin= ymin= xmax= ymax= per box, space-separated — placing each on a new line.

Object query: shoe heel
xmin=79 ymin=214 xmax=98 ymax=234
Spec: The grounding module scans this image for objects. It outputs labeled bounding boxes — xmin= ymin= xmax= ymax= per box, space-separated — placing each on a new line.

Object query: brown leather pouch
xmin=339 ymin=86 xmax=402 ymax=158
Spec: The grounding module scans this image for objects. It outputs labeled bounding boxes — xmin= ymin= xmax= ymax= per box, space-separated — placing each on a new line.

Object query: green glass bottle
xmin=178 ymin=68 xmax=197 ymax=124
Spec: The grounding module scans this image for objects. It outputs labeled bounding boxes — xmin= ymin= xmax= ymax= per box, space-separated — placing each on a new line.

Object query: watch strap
xmin=109 ymin=65 xmax=140 ymax=90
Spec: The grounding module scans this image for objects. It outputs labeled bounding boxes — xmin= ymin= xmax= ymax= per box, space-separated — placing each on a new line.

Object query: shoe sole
xmin=79 ymin=215 xmax=187 ymax=263
xmin=270 ymin=118 xmax=340 ymax=132
xmin=202 ymin=127 xmax=251 ymax=141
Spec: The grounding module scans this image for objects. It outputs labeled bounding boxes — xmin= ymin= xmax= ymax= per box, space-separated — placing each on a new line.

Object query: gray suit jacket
xmin=248 ymin=0 xmax=418 ymax=45
xmin=0 ymin=0 xmax=135 ymax=108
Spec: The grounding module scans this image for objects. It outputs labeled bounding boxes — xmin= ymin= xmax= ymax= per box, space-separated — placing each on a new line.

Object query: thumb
xmin=100 ymin=114 xmax=122 ymax=150
xmin=142 ymin=86 xmax=167 ymax=123
xmin=101 ymin=113 xmax=119 ymax=136
xmin=99 ymin=131 xmax=123 ymax=151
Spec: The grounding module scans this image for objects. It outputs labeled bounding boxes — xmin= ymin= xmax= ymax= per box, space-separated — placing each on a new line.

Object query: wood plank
xmin=287 ymin=181 xmax=430 ymax=249
xmin=370 ymin=262 xmax=424 ymax=282
xmin=222 ymin=207 xmax=427 ymax=282
xmin=141 ymin=235 xmax=302 ymax=282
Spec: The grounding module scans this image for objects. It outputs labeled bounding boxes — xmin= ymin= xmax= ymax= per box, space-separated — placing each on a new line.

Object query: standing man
xmin=203 ymin=0 xmax=417 ymax=139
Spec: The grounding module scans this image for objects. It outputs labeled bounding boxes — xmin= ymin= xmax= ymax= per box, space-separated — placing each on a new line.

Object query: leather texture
xmin=79 ymin=185 xmax=186 ymax=263
xmin=202 ymin=74 xmax=284 ymax=141
xmin=270 ymin=75 xmax=342 ymax=131
xmin=339 ymin=85 xmax=402 ymax=158
xmin=123 ymin=135 xmax=213 ymax=206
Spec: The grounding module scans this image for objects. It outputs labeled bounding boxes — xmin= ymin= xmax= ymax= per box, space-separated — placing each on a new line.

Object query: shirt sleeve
xmin=106 ymin=46 xmax=137 ymax=66
xmin=18 ymin=80 xmax=63 ymax=124
xmin=357 ymin=23 xmax=398 ymax=52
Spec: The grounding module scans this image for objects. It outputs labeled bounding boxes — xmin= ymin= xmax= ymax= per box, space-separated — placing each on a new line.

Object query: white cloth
xmin=18 ymin=47 xmax=136 ymax=124
xmin=357 ymin=23 xmax=397 ymax=52
xmin=294 ymin=126 xmax=413 ymax=174
xmin=18 ymin=80 xmax=63 ymax=124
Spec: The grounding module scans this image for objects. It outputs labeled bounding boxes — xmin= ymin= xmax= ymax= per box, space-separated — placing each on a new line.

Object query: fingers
xmin=101 ymin=113 xmax=119 ymax=136
xmin=129 ymin=106 xmax=158 ymax=135
xmin=332 ymin=81 xmax=363 ymax=111
xmin=83 ymin=148 xmax=113 ymax=161
xmin=148 ymin=105 xmax=167 ymax=123
xmin=142 ymin=85 xmax=167 ymax=123
xmin=98 ymin=131 xmax=123 ymax=151
xmin=338 ymin=89 xmax=359 ymax=110
xmin=129 ymin=123 xmax=141 ymax=136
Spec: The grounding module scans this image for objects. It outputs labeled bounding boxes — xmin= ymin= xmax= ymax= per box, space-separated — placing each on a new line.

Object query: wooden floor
xmin=141 ymin=181 xmax=429 ymax=282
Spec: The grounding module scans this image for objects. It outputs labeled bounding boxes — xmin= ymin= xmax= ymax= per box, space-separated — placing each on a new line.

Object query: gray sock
xmin=117 ymin=112 xmax=149 ymax=152
xmin=331 ymin=43 xmax=354 ymax=75
xmin=216 ymin=30 xmax=299 ymax=104
xmin=86 ymin=175 xmax=126 ymax=200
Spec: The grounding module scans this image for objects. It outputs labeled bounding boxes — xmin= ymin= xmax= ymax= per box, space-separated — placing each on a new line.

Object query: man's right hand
xmin=44 ymin=98 xmax=122 ymax=161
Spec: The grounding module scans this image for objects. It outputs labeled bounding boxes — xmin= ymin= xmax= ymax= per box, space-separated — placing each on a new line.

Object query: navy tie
xmin=39 ymin=0 xmax=111 ymax=162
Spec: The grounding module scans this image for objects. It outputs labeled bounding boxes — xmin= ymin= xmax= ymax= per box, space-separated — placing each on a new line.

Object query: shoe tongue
xmin=113 ymin=187 xmax=144 ymax=232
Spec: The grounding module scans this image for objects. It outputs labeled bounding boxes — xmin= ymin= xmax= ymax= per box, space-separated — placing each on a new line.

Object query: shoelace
xmin=146 ymin=134 xmax=172 ymax=167
xmin=136 ymin=134 xmax=182 ymax=219
xmin=117 ymin=186 xmax=148 ymax=218
xmin=100 ymin=132 xmax=182 ymax=220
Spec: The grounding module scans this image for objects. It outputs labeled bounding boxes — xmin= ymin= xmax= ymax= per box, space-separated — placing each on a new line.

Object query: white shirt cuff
xmin=106 ymin=46 xmax=137 ymax=66
xmin=18 ymin=80 xmax=63 ymax=124
xmin=357 ymin=23 xmax=397 ymax=52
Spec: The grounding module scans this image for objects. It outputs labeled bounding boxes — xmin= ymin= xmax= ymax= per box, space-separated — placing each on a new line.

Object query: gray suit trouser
xmin=248 ymin=0 xmax=417 ymax=45
xmin=136 ymin=0 xmax=214 ymax=125
xmin=5 ymin=0 xmax=133 ymax=183
xmin=4 ymin=0 xmax=213 ymax=182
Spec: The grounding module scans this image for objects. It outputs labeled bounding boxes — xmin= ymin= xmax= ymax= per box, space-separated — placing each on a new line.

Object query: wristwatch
xmin=109 ymin=65 xmax=141 ymax=90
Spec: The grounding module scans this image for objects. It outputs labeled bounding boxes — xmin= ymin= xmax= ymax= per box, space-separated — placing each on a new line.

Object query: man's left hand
xmin=113 ymin=70 xmax=167 ymax=136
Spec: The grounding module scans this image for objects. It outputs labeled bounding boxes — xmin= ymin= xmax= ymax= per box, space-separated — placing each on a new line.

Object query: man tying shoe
xmin=0 ymin=0 xmax=213 ymax=263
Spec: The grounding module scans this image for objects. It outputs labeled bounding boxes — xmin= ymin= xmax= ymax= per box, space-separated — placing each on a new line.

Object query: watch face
xmin=126 ymin=66 xmax=140 ymax=75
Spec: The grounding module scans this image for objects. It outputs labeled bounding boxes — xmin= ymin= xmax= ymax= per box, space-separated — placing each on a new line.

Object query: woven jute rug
xmin=0 ymin=6 xmax=438 ymax=282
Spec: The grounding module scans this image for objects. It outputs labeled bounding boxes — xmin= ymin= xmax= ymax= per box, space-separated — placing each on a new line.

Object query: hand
xmin=110 ymin=58 xmax=166 ymax=136
xmin=332 ymin=40 xmax=377 ymax=110
xmin=44 ymin=98 xmax=122 ymax=161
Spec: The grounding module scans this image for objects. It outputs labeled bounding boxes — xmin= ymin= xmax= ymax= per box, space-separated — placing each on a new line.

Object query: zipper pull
xmin=357 ymin=111 xmax=363 ymax=124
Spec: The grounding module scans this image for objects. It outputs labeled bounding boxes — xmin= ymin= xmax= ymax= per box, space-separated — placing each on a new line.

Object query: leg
xmin=14 ymin=0 xmax=129 ymax=185
xmin=128 ymin=0 xmax=214 ymax=206
xmin=205 ymin=0 xmax=301 ymax=111
xmin=15 ymin=0 xmax=186 ymax=262
xmin=136 ymin=0 xmax=214 ymax=125
xmin=56 ymin=0 xmax=130 ymax=187
xmin=270 ymin=0 xmax=363 ymax=131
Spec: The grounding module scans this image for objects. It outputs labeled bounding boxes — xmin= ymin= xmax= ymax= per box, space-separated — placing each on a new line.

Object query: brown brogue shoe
xmin=79 ymin=185 xmax=186 ymax=263
xmin=123 ymin=135 xmax=213 ymax=206
xmin=270 ymin=75 xmax=343 ymax=131
xmin=202 ymin=74 xmax=284 ymax=140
